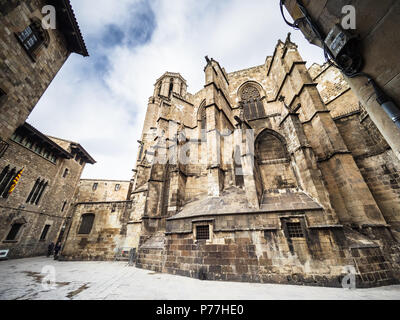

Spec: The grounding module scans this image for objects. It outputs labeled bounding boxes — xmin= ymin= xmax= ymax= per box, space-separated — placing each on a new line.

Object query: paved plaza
xmin=0 ymin=257 xmax=399 ymax=300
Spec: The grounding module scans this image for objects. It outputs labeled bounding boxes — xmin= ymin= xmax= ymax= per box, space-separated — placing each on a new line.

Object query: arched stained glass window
xmin=240 ymin=84 xmax=266 ymax=120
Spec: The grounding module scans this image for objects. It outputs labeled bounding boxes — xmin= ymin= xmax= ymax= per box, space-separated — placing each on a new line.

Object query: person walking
xmin=54 ymin=241 xmax=62 ymax=260
xmin=47 ymin=242 xmax=54 ymax=257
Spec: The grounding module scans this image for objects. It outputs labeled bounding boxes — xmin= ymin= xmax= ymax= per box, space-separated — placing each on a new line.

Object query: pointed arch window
xmin=240 ymin=84 xmax=266 ymax=120
xmin=26 ymin=178 xmax=48 ymax=205
xmin=255 ymin=131 xmax=288 ymax=163
xmin=0 ymin=165 xmax=11 ymax=191
xmin=0 ymin=166 xmax=21 ymax=199
xmin=0 ymin=87 xmax=7 ymax=108
xmin=198 ymin=102 xmax=207 ymax=142
xmin=35 ymin=181 xmax=48 ymax=205
xmin=168 ymin=78 xmax=174 ymax=97
xmin=157 ymin=82 xmax=162 ymax=97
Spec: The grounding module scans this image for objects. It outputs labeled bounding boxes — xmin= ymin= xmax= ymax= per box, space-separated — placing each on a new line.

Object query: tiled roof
xmin=48 ymin=0 xmax=89 ymax=56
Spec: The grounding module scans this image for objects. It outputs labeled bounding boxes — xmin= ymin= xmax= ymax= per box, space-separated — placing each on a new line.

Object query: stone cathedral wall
xmin=137 ymin=216 xmax=398 ymax=288
xmin=61 ymin=36 xmax=400 ymax=287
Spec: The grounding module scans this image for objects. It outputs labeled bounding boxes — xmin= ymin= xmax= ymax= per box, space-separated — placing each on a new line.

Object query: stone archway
xmin=255 ymin=129 xmax=297 ymax=191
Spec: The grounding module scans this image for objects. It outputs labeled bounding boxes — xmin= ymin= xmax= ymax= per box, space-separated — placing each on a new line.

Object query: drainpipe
xmin=368 ymin=79 xmax=400 ymax=130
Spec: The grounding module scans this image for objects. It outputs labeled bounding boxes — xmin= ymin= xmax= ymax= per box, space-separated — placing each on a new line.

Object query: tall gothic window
xmin=0 ymin=165 xmax=21 ymax=199
xmin=26 ymin=178 xmax=48 ymax=205
xmin=61 ymin=201 xmax=67 ymax=212
xmin=198 ymin=102 xmax=207 ymax=142
xmin=157 ymin=83 xmax=162 ymax=97
xmin=0 ymin=87 xmax=7 ymax=107
xmin=168 ymin=78 xmax=174 ymax=97
xmin=0 ymin=140 xmax=8 ymax=158
xmin=240 ymin=84 xmax=266 ymax=120
xmin=39 ymin=225 xmax=51 ymax=241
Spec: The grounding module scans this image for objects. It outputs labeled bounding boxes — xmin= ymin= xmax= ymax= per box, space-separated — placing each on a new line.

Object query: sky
xmin=27 ymin=0 xmax=325 ymax=180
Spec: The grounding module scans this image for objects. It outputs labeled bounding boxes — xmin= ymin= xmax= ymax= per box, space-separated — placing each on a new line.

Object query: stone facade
xmin=283 ymin=0 xmax=400 ymax=161
xmin=76 ymin=179 xmax=131 ymax=203
xmin=61 ymin=200 xmax=135 ymax=261
xmin=0 ymin=123 xmax=95 ymax=259
xmin=62 ymin=35 xmax=400 ymax=288
xmin=310 ymin=62 xmax=400 ymax=230
xmin=0 ymin=0 xmax=90 ymax=259
xmin=61 ymin=179 xmax=138 ymax=261
xmin=0 ymin=0 xmax=88 ymax=149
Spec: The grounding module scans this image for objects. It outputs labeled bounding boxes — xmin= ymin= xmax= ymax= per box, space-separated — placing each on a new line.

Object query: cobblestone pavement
xmin=0 ymin=257 xmax=399 ymax=300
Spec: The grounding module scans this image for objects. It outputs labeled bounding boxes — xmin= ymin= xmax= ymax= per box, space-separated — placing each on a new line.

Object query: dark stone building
xmin=0 ymin=122 xmax=95 ymax=258
xmin=0 ymin=0 xmax=88 ymax=151
xmin=0 ymin=0 xmax=91 ymax=259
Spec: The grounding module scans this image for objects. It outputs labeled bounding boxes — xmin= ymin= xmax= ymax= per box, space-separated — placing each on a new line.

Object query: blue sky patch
xmin=126 ymin=1 xmax=156 ymax=47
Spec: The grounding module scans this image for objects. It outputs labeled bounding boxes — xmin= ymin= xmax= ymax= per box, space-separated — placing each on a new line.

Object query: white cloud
xmin=28 ymin=0 xmax=325 ymax=180
xmin=68 ymin=0 xmax=138 ymax=35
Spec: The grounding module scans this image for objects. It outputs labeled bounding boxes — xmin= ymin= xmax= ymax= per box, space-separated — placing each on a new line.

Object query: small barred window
xmin=196 ymin=225 xmax=210 ymax=240
xmin=286 ymin=222 xmax=304 ymax=238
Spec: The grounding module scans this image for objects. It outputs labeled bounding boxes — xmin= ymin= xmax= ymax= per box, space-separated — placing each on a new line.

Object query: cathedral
xmin=61 ymin=35 xmax=400 ymax=288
